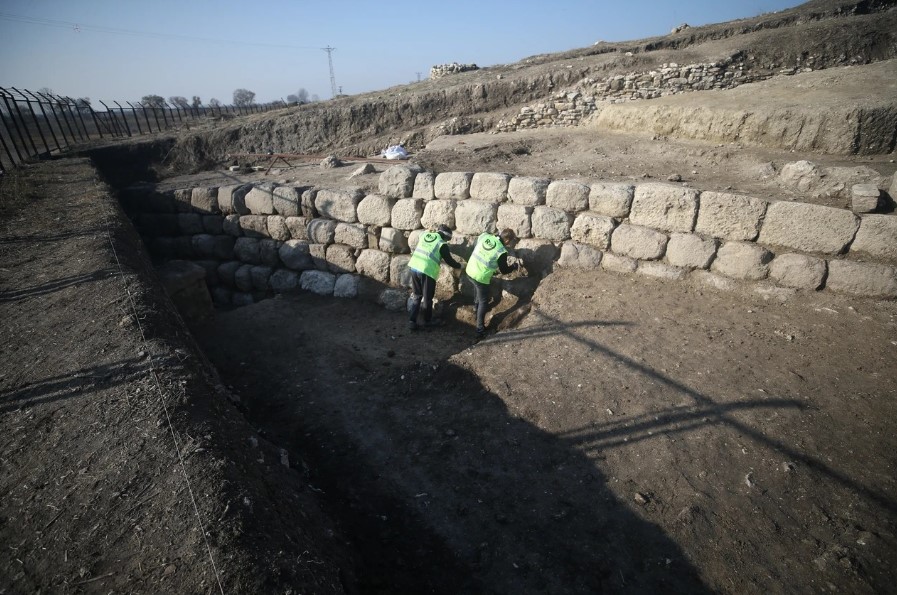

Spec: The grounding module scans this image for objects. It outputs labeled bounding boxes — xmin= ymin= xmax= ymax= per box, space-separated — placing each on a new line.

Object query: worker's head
xmin=437 ymin=224 xmax=453 ymax=241
xmin=499 ymin=228 xmax=517 ymax=247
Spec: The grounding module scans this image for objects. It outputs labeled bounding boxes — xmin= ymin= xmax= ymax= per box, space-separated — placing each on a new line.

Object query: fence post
xmin=6 ymin=88 xmax=40 ymax=156
xmin=0 ymin=121 xmax=18 ymax=169
xmin=86 ymin=104 xmax=104 ymax=139
xmin=112 ymin=101 xmax=133 ymax=137
xmin=49 ymin=94 xmax=79 ymax=147
xmin=22 ymin=88 xmax=62 ymax=151
xmin=37 ymin=91 xmax=72 ymax=148
xmin=0 ymin=100 xmax=25 ymax=165
xmin=166 ymin=102 xmax=183 ymax=124
xmin=99 ymin=101 xmax=122 ymax=137
xmin=159 ymin=104 xmax=170 ymax=129
xmin=127 ymin=102 xmax=147 ymax=134
xmin=147 ymin=103 xmax=162 ymax=131
xmin=10 ymin=88 xmax=51 ymax=156
xmin=65 ymin=96 xmax=91 ymax=141
xmin=1 ymin=88 xmax=37 ymax=159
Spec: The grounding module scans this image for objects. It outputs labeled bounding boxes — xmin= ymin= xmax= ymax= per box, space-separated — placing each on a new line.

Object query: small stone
xmin=634 ymin=492 xmax=649 ymax=505
xmin=856 ymin=531 xmax=874 ymax=545
xmin=667 ymin=173 xmax=682 ymax=182
xmin=163 ymin=564 xmax=177 ymax=575
xmin=744 ymin=472 xmax=755 ymax=488
xmin=445 ymin=428 xmax=456 ymax=437
xmin=782 ymin=462 xmax=796 ymax=472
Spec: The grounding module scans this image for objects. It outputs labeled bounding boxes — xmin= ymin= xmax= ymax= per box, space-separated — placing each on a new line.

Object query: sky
xmin=0 ymin=0 xmax=806 ymax=106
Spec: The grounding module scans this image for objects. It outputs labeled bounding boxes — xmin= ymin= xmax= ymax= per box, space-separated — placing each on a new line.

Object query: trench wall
xmin=120 ymin=165 xmax=897 ymax=309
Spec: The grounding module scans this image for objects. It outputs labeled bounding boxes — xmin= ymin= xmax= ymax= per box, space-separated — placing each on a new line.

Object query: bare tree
xmin=208 ymin=98 xmax=221 ymax=107
xmin=168 ymin=96 xmax=189 ymax=108
xmin=141 ymin=95 xmax=165 ymax=108
xmin=287 ymin=88 xmax=310 ymax=104
xmin=233 ymin=88 xmax=255 ymax=107
xmin=191 ymin=96 xmax=202 ymax=108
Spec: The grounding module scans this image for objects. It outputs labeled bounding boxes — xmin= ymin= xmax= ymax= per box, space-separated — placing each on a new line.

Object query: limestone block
xmin=420 ymin=200 xmax=456 ymax=229
xmin=300 ymin=270 xmax=336 ymax=295
xmin=434 ymin=172 xmax=473 ymax=200
xmin=325 ymin=244 xmax=356 ymax=274
xmin=601 ymin=253 xmax=637 ymax=274
xmin=272 ymin=186 xmax=302 ymax=217
xmin=890 ymin=174 xmax=897 ymax=202
xmin=610 ymin=224 xmax=668 ymax=260
xmin=232 ymin=292 xmax=254 ymax=307
xmin=234 ymin=237 xmax=261 ymax=263
xmin=515 ymin=239 xmax=559 ymax=277
xmin=308 ymin=244 xmax=328 ymax=271
xmin=380 ymin=227 xmax=409 ymax=253
xmin=412 ymin=171 xmax=436 ymax=200
xmin=666 ymin=233 xmax=717 ymax=269
xmin=202 ymin=215 xmax=224 ymax=235
xmin=758 ymin=202 xmax=859 ymax=254
xmin=470 ymin=173 xmax=510 ymax=202
xmin=333 ymin=274 xmax=359 ymax=298
xmin=217 ymin=261 xmax=241 ymax=287
xmin=366 ymin=226 xmax=381 ymax=249
xmin=851 ymin=184 xmax=881 ymax=213
xmin=379 ymin=165 xmax=419 ymax=198
xmin=279 ymin=240 xmax=313 ymax=270
xmin=630 ymin=183 xmax=698 ymax=233
xmin=239 ymin=215 xmax=269 ymax=238
xmin=218 ymin=184 xmax=252 ymax=215
xmin=191 ymin=186 xmax=219 ymax=214
xmin=315 ymin=188 xmax=364 ymax=222
xmin=390 ymin=254 xmax=412 ymax=288
xmin=546 ymin=180 xmax=590 ymax=213
xmin=456 ymin=201 xmax=498 ymax=236
xmin=497 ymin=204 xmax=532 ymax=239
xmin=408 ymin=229 xmax=423 ymax=251
xmin=139 ymin=214 xmax=179 ymax=236
xmin=695 ymin=191 xmax=767 ymax=241
xmin=435 ymin=263 xmax=459 ymax=301
xmin=285 ymin=216 xmax=309 ymax=240
xmin=192 ymin=234 xmax=234 ymax=260
xmin=508 ymin=176 xmax=549 ymax=206
xmin=379 ymin=288 xmax=408 ymax=311
xmin=267 ymin=216 xmax=290 ymax=241
xmin=173 ymin=188 xmax=193 ymax=213
xmin=638 ymin=262 xmax=687 ymax=281
xmin=258 ymin=239 xmax=280 ymax=267
xmin=178 ymin=213 xmax=204 ymax=235
xmin=245 ymin=184 xmax=276 ymax=215
xmin=355 ymin=249 xmax=391 ymax=283
xmin=391 ymin=199 xmax=424 ymax=230
xmin=532 ymin=206 xmax=572 ymax=241
xmin=850 ymin=215 xmax=897 ymax=261
xmin=269 ymin=269 xmax=299 ymax=293
xmin=570 ymin=212 xmax=615 ymax=248
xmin=357 ymin=194 xmax=396 ymax=226
xmin=307 ymin=218 xmax=337 ymax=244
xmin=826 ymin=260 xmax=897 ymax=298
xmin=769 ymin=253 xmax=826 ymax=289
xmin=335 ymin=222 xmax=367 ymax=249
xmin=558 ymin=242 xmax=603 ymax=268
xmin=690 ymin=270 xmax=738 ymax=291
xmin=711 ymin=241 xmax=772 ymax=280
xmin=234 ymin=264 xmax=254 ymax=292
xmin=301 ymin=188 xmax=318 ymax=218
xmin=223 ymin=215 xmax=242 ymax=237
xmin=589 ymin=182 xmax=634 ymax=217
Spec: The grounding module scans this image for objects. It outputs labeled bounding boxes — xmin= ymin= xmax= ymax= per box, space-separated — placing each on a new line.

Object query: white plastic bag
xmin=381 ymin=145 xmax=409 ymax=160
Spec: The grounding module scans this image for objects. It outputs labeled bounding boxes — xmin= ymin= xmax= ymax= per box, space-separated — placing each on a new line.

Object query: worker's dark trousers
xmin=409 ymin=270 xmax=436 ymax=324
xmin=472 ymin=279 xmax=490 ymax=333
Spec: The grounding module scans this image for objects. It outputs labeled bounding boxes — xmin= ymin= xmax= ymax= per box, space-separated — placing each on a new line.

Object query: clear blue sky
xmin=0 ymin=0 xmax=805 ymax=105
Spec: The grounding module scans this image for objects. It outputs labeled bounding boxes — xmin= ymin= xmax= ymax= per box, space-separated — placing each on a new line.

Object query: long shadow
xmin=0 ymin=227 xmax=105 ymax=244
xmin=0 ymin=267 xmax=118 ymax=303
xmin=486 ymin=309 xmax=897 ymax=516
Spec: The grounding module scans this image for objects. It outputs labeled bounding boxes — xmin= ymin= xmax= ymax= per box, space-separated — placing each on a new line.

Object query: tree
xmin=208 ymin=98 xmax=221 ymax=108
xmin=287 ymin=88 xmax=309 ymax=104
xmin=233 ymin=88 xmax=255 ymax=107
xmin=191 ymin=96 xmax=202 ymax=108
xmin=168 ymin=96 xmax=189 ymax=108
xmin=141 ymin=94 xmax=165 ymax=108
xmin=37 ymin=87 xmax=55 ymax=97
xmin=75 ymin=97 xmax=92 ymax=113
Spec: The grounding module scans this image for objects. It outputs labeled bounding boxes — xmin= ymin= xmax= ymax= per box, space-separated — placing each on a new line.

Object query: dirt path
xmin=196 ymin=270 xmax=897 ymax=593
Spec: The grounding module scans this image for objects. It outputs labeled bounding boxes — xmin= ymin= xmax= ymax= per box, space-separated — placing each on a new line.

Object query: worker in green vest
xmin=465 ymin=228 xmax=520 ymax=339
xmin=407 ymin=224 xmax=462 ymax=330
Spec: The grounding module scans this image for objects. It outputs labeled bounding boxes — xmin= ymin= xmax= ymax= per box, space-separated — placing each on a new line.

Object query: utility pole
xmin=416 ymin=72 xmax=422 ymax=82
xmin=322 ymin=46 xmax=338 ymax=98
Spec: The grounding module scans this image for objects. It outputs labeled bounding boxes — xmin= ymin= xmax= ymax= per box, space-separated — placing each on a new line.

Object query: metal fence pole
xmin=22 ymin=89 xmax=61 ymax=151
xmin=166 ymin=102 xmax=183 ymax=124
xmin=86 ymin=104 xmax=104 ymax=139
xmin=0 ymin=121 xmax=18 ymax=169
xmin=0 ymin=88 xmax=36 ymax=159
xmin=11 ymin=88 xmax=51 ymax=155
xmin=159 ymin=104 xmax=170 ymax=129
xmin=50 ymin=94 xmax=79 ymax=146
xmin=127 ymin=102 xmax=146 ymax=134
xmin=65 ymin=96 xmax=91 ymax=141
xmin=36 ymin=92 xmax=72 ymax=148
xmin=98 ymin=101 xmax=121 ymax=137
xmin=7 ymin=88 xmax=40 ymax=156
xmin=147 ymin=103 xmax=162 ymax=131
xmin=112 ymin=101 xmax=133 ymax=137
xmin=0 ymin=105 xmax=25 ymax=165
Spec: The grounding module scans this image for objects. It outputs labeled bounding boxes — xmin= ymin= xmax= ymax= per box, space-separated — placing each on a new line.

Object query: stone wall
xmin=120 ymin=165 xmax=897 ymax=311
xmin=430 ymin=63 xmax=480 ymax=80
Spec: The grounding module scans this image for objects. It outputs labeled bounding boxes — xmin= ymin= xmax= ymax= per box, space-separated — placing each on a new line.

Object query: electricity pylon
xmin=322 ymin=46 xmax=338 ymax=98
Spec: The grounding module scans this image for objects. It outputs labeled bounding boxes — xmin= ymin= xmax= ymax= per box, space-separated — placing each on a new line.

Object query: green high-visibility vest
xmin=408 ymin=231 xmax=446 ymax=279
xmin=466 ymin=233 xmax=507 ymax=284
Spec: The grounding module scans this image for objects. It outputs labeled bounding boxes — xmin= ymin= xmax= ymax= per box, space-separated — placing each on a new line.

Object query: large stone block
xmin=218 ymin=184 xmax=252 ymax=215
xmin=191 ymin=186 xmax=219 ymax=214
xmin=558 ymin=242 xmax=603 ymax=269
xmin=758 ymin=202 xmax=859 ymax=254
xmin=630 ymin=183 xmax=698 ymax=233
xmin=335 ymin=222 xmax=367 ymax=249
xmin=202 ymin=215 xmax=223 ymax=235
xmin=638 ymin=262 xmax=687 ymax=281
xmin=217 ymin=261 xmax=241 ymax=287
xmin=532 ymin=206 xmax=572 ymax=241
xmin=177 ymin=213 xmax=204 ymax=235
xmin=601 ymin=253 xmax=637 ymax=274
xmin=610 ymin=224 xmax=668 ymax=260
xmin=851 ymin=184 xmax=881 ymax=214
xmin=308 ymin=244 xmax=328 ymax=271
xmin=272 ymin=186 xmax=302 ymax=217
xmin=434 ymin=172 xmax=473 ymax=200
xmin=315 ymin=188 xmax=364 ymax=223
xmin=456 ymin=201 xmax=498 ymax=235
xmin=223 ymin=214 xmax=242 ymax=237
xmin=546 ymin=180 xmax=590 ymax=213
xmin=191 ymin=234 xmax=234 ymax=260
xmin=711 ymin=241 xmax=772 ymax=280
xmin=850 ymin=215 xmax=897 ymax=262
xmin=357 ymin=194 xmax=395 ymax=226
xmin=695 ymin=191 xmax=767 ymax=241
xmin=769 ymin=253 xmax=826 ymax=289
xmin=269 ymin=269 xmax=299 ymax=293
xmin=508 ymin=176 xmax=549 ymax=206
xmin=284 ymin=216 xmax=309 ymax=240
xmin=570 ymin=212 xmax=615 ymax=249
xmin=826 ymin=260 xmax=897 ymax=298
xmin=245 ymin=184 xmax=276 ymax=215
xmin=470 ymin=173 xmax=510 ymax=202
xmin=300 ymin=270 xmax=336 ymax=295
xmin=380 ymin=227 xmax=409 ymax=253
xmin=239 ymin=215 xmax=269 ymax=238
xmin=333 ymin=274 xmax=359 ymax=298
xmin=412 ymin=171 xmax=436 ymax=200
xmin=325 ymin=244 xmax=356 ymax=274
xmin=300 ymin=188 xmax=318 ymax=218
xmin=307 ymin=218 xmax=337 ymax=244
xmin=258 ymin=239 xmax=281 ymax=267
xmin=391 ymin=198 xmax=424 ymax=230
xmin=420 ymin=200 xmax=456 ymax=229
xmin=515 ymin=239 xmax=559 ymax=277
xmin=250 ymin=265 xmax=272 ymax=291
xmin=690 ymin=270 xmax=738 ymax=291
xmin=234 ymin=264 xmax=254 ymax=292
xmin=379 ymin=165 xmax=419 ymax=198
xmin=666 ymin=233 xmax=717 ymax=269
xmin=355 ymin=249 xmax=391 ymax=283
xmin=279 ymin=240 xmax=313 ymax=270
xmin=266 ymin=216 xmax=290 ymax=241
xmin=497 ymin=204 xmax=532 ymax=239
xmin=390 ymin=254 xmax=412 ymax=288
xmin=173 ymin=188 xmax=193 ymax=212
xmin=234 ymin=237 xmax=261 ymax=264
xmin=589 ymin=182 xmax=634 ymax=217
xmin=435 ymin=263 xmax=459 ymax=301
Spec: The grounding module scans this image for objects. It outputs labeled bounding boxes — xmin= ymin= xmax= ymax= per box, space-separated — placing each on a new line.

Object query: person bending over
xmin=465 ymin=228 xmax=520 ymax=338
xmin=407 ymin=224 xmax=461 ymax=330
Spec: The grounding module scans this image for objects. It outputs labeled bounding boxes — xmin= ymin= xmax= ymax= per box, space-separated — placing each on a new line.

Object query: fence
xmin=0 ymin=87 xmax=289 ymax=173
